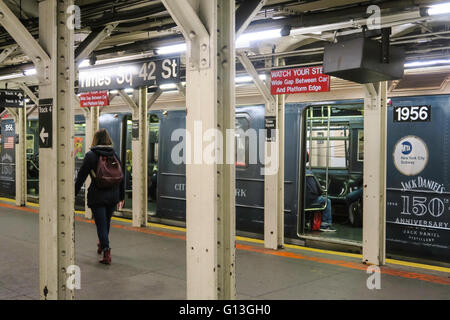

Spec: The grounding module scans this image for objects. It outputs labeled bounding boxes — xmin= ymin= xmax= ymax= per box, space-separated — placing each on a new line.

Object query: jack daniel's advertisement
xmin=0 ymin=119 xmax=15 ymax=197
xmin=387 ymin=98 xmax=449 ymax=262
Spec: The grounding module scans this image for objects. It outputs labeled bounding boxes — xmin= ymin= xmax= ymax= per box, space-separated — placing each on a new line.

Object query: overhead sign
xmin=39 ymin=99 xmax=53 ymax=149
xmin=270 ymin=66 xmax=330 ymax=95
xmin=0 ymin=89 xmax=24 ymax=108
xmin=80 ymin=91 xmax=109 ymax=108
xmin=78 ymin=57 xmax=180 ymax=92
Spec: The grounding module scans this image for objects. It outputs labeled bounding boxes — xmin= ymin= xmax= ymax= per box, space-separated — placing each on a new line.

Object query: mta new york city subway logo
xmin=401 ymin=141 xmax=412 ymax=155
xmin=393 ymin=136 xmax=428 ymax=176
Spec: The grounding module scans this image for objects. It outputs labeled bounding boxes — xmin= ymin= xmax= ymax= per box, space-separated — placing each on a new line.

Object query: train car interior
xmin=300 ymin=104 xmax=364 ymax=244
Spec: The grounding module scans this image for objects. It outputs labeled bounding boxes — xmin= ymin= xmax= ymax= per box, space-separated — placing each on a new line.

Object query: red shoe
xmin=99 ymin=248 xmax=111 ymax=265
xmin=97 ymin=241 xmax=102 ymax=255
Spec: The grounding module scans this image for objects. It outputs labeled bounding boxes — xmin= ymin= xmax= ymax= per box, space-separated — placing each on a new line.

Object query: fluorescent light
xmin=110 ymin=90 xmax=119 ymax=94
xmin=124 ymin=88 xmax=134 ymax=93
xmin=24 ymin=68 xmax=36 ymax=76
xmin=236 ymin=29 xmax=282 ymax=48
xmin=405 ymin=59 xmax=450 ymax=68
xmin=428 ymin=2 xmax=450 ymax=15
xmin=156 ymin=43 xmax=187 ymax=55
xmin=156 ymin=28 xmax=283 ymax=54
xmin=0 ymin=69 xmax=36 ymax=81
xmin=0 ymin=73 xmax=23 ymax=81
xmin=78 ymin=59 xmax=90 ymax=68
xmin=160 ymin=83 xmax=177 ymax=90
xmin=235 ymin=74 xmax=266 ymax=83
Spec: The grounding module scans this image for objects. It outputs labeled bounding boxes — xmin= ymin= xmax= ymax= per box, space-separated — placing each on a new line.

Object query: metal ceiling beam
xmin=236 ymin=0 xmax=266 ymax=38
xmin=0 ymin=44 xmax=17 ymax=64
xmin=237 ymin=51 xmax=274 ymax=106
xmin=75 ymin=23 xmax=118 ymax=64
xmin=0 ymin=0 xmax=50 ymax=82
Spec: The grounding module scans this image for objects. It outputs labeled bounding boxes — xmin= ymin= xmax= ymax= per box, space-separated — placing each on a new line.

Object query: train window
xmin=357 ymin=130 xmax=364 ymax=162
xmin=306 ymin=125 xmax=349 ymax=169
xmin=149 ymin=121 xmax=159 ymax=164
xmin=74 ymin=124 xmax=86 ymax=160
xmin=235 ymin=116 xmax=250 ymax=168
xmin=153 ymin=143 xmax=159 ymax=162
xmin=26 ymin=135 xmax=34 ymax=154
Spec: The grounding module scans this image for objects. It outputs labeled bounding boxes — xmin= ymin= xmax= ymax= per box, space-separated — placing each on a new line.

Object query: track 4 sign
xmin=78 ymin=57 xmax=180 ymax=92
xmin=39 ymin=99 xmax=53 ymax=148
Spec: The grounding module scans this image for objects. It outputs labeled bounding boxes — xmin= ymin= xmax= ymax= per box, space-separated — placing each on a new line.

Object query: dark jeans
xmin=315 ymin=196 xmax=332 ymax=227
xmin=92 ymin=205 xmax=115 ymax=250
xmin=346 ymin=188 xmax=363 ymax=204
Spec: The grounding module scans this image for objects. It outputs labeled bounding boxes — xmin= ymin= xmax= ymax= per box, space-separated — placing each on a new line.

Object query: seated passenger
xmin=305 ymin=152 xmax=336 ymax=232
xmin=346 ymin=188 xmax=363 ymax=205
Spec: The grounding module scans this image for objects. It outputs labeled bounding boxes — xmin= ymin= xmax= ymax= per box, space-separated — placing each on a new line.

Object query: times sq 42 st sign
xmin=78 ymin=57 xmax=180 ymax=92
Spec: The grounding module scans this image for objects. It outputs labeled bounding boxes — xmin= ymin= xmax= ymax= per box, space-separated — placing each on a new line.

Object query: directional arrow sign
xmin=40 ymin=127 xmax=49 ymax=144
xmin=39 ymin=98 xmax=53 ymax=148
xmin=0 ymin=89 xmax=25 ymax=108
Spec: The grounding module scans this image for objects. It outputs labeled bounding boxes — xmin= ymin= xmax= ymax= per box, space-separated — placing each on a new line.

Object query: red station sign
xmin=79 ymin=91 xmax=109 ymax=108
xmin=270 ymin=66 xmax=330 ymax=95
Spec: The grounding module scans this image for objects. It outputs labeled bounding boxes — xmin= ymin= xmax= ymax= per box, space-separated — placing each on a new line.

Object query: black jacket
xmin=305 ymin=169 xmax=322 ymax=207
xmin=75 ymin=146 xmax=125 ymax=208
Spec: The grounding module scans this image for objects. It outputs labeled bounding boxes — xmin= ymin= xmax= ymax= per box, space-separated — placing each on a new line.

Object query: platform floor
xmin=0 ymin=199 xmax=449 ymax=300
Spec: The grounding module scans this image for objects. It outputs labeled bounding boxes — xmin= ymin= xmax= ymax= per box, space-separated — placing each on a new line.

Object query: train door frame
xmin=296 ymin=103 xmax=364 ymax=248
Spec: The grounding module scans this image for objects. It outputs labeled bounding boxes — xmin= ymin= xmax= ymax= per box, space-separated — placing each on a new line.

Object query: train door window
xmin=357 ymin=130 xmax=364 ymax=162
xmin=301 ymin=105 xmax=363 ymax=244
xmin=123 ymin=118 xmax=133 ymax=209
xmin=26 ymin=120 xmax=40 ymax=197
xmin=26 ymin=135 xmax=34 ymax=155
xmin=235 ymin=116 xmax=250 ymax=168
xmin=74 ymin=124 xmax=86 ymax=160
xmin=148 ymin=114 xmax=160 ymax=206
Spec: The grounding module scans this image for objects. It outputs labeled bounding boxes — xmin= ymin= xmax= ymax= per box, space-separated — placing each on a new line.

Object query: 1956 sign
xmin=78 ymin=57 xmax=180 ymax=92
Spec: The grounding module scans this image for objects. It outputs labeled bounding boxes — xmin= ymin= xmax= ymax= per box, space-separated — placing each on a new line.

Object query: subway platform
xmin=0 ymin=198 xmax=449 ymax=301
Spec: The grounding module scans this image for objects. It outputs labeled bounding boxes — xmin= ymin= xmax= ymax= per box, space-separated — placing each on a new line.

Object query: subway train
xmin=0 ymin=94 xmax=449 ymax=263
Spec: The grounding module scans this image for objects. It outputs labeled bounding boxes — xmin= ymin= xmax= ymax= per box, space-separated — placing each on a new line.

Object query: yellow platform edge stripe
xmin=1 ymin=197 xmax=449 ymax=274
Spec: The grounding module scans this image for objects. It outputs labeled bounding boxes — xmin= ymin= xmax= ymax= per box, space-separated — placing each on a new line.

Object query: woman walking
xmin=75 ymin=129 xmax=125 ymax=265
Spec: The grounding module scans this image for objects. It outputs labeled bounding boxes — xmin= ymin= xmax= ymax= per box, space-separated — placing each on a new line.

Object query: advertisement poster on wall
xmin=0 ymin=119 xmax=16 ymax=197
xmin=386 ymin=96 xmax=449 ymax=263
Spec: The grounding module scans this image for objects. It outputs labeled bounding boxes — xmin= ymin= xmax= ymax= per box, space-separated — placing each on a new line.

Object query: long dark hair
xmin=92 ymin=128 xmax=113 ymax=147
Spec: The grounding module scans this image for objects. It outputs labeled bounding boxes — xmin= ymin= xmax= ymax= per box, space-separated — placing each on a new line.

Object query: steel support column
xmin=275 ymin=58 xmax=285 ymax=248
xmin=237 ymin=52 xmax=282 ymax=250
xmin=161 ymin=0 xmax=236 ymax=299
xmin=362 ymin=82 xmax=387 ymax=266
xmin=15 ymin=106 xmax=27 ymax=206
xmin=38 ymin=0 xmax=75 ymax=299
xmin=118 ymin=89 xmax=151 ymax=227
xmin=132 ymin=87 xmax=148 ymax=227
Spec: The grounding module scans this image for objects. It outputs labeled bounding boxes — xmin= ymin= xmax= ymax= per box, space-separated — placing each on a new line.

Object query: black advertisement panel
xmin=78 ymin=57 xmax=180 ymax=92
xmin=387 ymin=96 xmax=450 ymax=263
xmin=0 ymin=119 xmax=16 ymax=196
